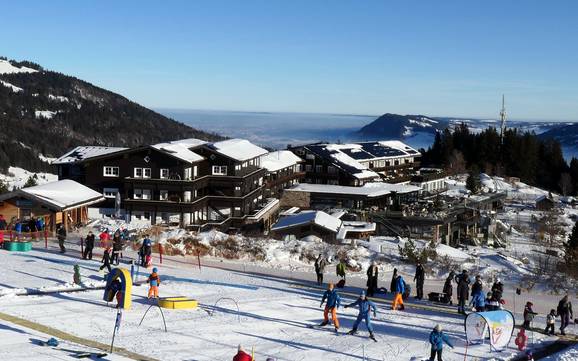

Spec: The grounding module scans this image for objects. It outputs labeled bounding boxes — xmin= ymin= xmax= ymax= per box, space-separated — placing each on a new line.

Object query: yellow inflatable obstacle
xmin=158 ymin=296 xmax=198 ymax=309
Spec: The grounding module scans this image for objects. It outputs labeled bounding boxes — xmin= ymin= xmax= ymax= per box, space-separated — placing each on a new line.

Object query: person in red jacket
xmin=233 ymin=345 xmax=252 ymax=361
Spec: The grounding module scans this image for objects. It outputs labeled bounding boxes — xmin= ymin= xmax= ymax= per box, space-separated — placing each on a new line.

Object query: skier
xmin=485 ymin=292 xmax=500 ymax=311
xmin=233 ymin=345 xmax=252 ymax=361
xmin=112 ymin=230 xmax=123 ymax=265
xmin=523 ymin=301 xmax=536 ymax=329
xmin=344 ymin=291 xmax=377 ymax=341
xmin=100 ymin=247 xmax=112 ymax=273
xmin=56 ymin=223 xmax=67 ymax=253
xmin=557 ymin=295 xmax=573 ymax=335
xmin=314 ymin=254 xmax=326 ymax=286
xmin=390 ymin=268 xmax=398 ymax=294
xmin=83 ymin=231 xmax=95 ymax=260
xmin=392 ymin=273 xmax=405 ymax=311
xmin=319 ymin=282 xmax=341 ymax=332
xmin=414 ymin=262 xmax=425 ymax=300
xmin=443 ymin=271 xmax=455 ymax=304
xmin=428 ymin=324 xmax=454 ymax=361
xmin=99 ymin=229 xmax=110 ymax=248
xmin=456 ymin=270 xmax=470 ymax=314
xmin=366 ymin=261 xmax=379 ymax=297
xmin=491 ymin=278 xmax=504 ymax=303
xmin=141 ymin=236 xmax=153 ymax=267
xmin=470 ymin=275 xmax=485 ymax=312
xmin=148 ymin=267 xmax=161 ymax=299
xmin=336 ymin=259 xmax=346 ymax=280
xmin=545 ymin=309 xmax=556 ymax=335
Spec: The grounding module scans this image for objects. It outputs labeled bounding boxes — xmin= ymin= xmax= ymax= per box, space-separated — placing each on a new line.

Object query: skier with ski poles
xmin=344 ymin=290 xmax=378 ymax=341
xmin=319 ymin=282 xmax=341 ymax=333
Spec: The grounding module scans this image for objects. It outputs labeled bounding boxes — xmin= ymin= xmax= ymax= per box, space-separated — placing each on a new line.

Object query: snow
xmin=14 ymin=179 xmax=105 ymax=210
xmin=271 ymin=211 xmax=342 ymax=233
xmin=0 ymin=80 xmax=23 ymax=92
xmin=151 ymin=140 xmax=205 ymax=163
xmin=0 ymin=59 xmax=38 ymax=74
xmin=53 ymin=146 xmax=128 ymax=165
xmin=0 ymin=166 xmax=57 ymax=190
xmin=288 ymin=182 xmax=421 ymax=197
xmin=34 ymin=110 xmax=57 ymax=119
xmin=38 ymin=153 xmax=56 ymax=164
xmin=212 ymin=138 xmax=268 ymax=161
xmin=329 ymin=152 xmax=379 ymax=179
xmin=435 ymin=244 xmax=471 ymax=261
xmin=260 ymin=150 xmax=302 ymax=172
xmin=543 ymin=344 xmax=578 ymax=360
xmin=48 ymin=94 xmax=69 ymax=102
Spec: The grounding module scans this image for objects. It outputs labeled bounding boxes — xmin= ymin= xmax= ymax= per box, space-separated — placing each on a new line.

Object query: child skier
xmin=545 ymin=309 xmax=556 ymax=335
xmin=428 ymin=324 xmax=454 ymax=361
xmin=148 ymin=267 xmax=160 ymax=299
xmin=523 ymin=301 xmax=536 ymax=329
xmin=392 ymin=274 xmax=405 ymax=311
xmin=233 ymin=345 xmax=252 ymax=361
xmin=319 ymin=282 xmax=341 ymax=332
xmin=344 ymin=291 xmax=378 ymax=341
xmin=99 ymin=247 xmax=112 ymax=273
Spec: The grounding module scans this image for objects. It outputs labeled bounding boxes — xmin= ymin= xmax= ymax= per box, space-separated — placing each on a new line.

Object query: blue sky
xmin=1 ymin=1 xmax=577 ymax=120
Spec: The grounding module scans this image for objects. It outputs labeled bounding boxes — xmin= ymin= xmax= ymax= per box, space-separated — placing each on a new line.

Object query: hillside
xmin=0 ymin=57 xmax=222 ymax=173
xmin=354 ymin=113 xmax=448 ymax=139
xmin=539 ymin=123 xmax=578 ymax=147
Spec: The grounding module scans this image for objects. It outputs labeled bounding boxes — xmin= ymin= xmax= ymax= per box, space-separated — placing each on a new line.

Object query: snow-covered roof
xmin=260 ymin=151 xmax=303 ymax=172
xmin=271 ymin=211 xmax=342 ymax=233
xmin=0 ymin=59 xmax=38 ymax=74
xmin=287 ymin=182 xmax=421 ymax=198
xmin=53 ymin=146 xmax=128 ymax=165
xmin=211 ymin=139 xmax=268 ymax=162
xmin=337 ymin=221 xmax=377 ymax=240
xmin=151 ymin=139 xmax=205 ymax=163
xmin=0 ymin=180 xmax=104 ymax=211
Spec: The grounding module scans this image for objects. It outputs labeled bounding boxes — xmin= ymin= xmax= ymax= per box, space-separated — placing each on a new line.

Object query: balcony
xmin=124 ymin=168 xmax=266 ymax=188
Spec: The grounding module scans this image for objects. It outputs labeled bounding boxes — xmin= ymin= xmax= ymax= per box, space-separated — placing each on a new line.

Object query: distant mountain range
xmin=0 ymin=57 xmax=222 ymax=173
xmin=354 ymin=112 xmax=575 ymax=151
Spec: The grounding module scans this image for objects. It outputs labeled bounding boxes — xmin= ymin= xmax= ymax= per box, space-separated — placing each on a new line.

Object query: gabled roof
xmin=271 ymin=211 xmax=342 ymax=233
xmin=0 ymin=180 xmax=105 ymax=211
xmin=151 ymin=139 xmax=205 ymax=163
xmin=260 ymin=151 xmax=303 ymax=172
xmin=210 ymin=139 xmax=268 ymax=162
xmin=53 ymin=146 xmax=128 ymax=165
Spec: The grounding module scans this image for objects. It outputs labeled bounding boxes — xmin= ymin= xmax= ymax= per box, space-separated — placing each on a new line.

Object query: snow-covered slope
xmin=0 ymin=166 xmax=57 ymax=190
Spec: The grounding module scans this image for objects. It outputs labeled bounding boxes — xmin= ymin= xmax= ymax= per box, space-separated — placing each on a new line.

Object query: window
xmin=306 ymin=154 xmax=315 ymax=160
xmin=134 ymin=189 xmax=151 ymax=200
xmin=160 ymin=169 xmax=169 ymax=179
xmin=193 ymin=166 xmax=198 ymax=177
xmin=160 ymin=190 xmax=168 ymax=201
xmin=103 ymin=188 xmax=119 ymax=198
xmin=103 ymin=166 xmax=119 ymax=177
xmin=305 ymin=165 xmax=312 ymax=172
xmin=134 ymin=167 xmax=151 ymax=178
xmin=212 ymin=166 xmax=227 ymax=175
xmin=235 ymin=186 xmax=241 ymax=191
xmin=258 ymin=177 xmax=263 ymax=186
xmin=315 ymin=165 xmax=323 ymax=173
xmin=235 ymin=164 xmax=241 ymax=171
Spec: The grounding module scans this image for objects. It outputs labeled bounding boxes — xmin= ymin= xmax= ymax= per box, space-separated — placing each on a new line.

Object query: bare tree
xmin=447 ymin=150 xmax=466 ymax=176
xmin=536 ymin=209 xmax=566 ymax=246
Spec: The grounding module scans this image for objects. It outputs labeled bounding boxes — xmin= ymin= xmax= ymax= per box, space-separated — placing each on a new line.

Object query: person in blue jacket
xmin=345 ymin=291 xmax=378 ymax=341
xmin=429 ymin=324 xmax=454 ymax=361
xmin=392 ymin=274 xmax=406 ymax=310
xmin=319 ymin=282 xmax=341 ymax=332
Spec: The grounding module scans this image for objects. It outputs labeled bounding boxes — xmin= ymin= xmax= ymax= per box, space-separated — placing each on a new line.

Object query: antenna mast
xmin=499 ymin=94 xmax=506 ymax=144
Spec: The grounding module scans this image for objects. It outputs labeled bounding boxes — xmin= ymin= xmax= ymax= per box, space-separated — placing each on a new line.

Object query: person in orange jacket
xmin=148 ymin=267 xmax=160 ymax=298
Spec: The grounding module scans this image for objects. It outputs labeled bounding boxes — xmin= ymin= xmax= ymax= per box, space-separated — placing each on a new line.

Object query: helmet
xmin=152 ymin=267 xmax=158 ymax=273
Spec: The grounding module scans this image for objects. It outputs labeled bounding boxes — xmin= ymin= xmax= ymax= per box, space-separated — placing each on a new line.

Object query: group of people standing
xmin=0 ymin=214 xmax=46 ymax=241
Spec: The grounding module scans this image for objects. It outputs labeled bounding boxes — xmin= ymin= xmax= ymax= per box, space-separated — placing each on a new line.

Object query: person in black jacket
xmin=455 ymin=270 xmax=470 ymax=314
xmin=390 ymin=268 xmax=398 ymax=294
xmin=100 ymin=247 xmax=112 ymax=273
xmin=557 ymin=295 xmax=574 ymax=335
xmin=111 ymin=230 xmax=123 ymax=265
xmin=491 ymin=278 xmax=504 ymax=302
xmin=414 ymin=262 xmax=425 ymax=300
xmin=83 ymin=231 xmax=95 ymax=260
xmin=366 ymin=262 xmax=379 ymax=297
xmin=56 ymin=224 xmax=67 ymax=253
xmin=443 ymin=271 xmax=455 ymax=304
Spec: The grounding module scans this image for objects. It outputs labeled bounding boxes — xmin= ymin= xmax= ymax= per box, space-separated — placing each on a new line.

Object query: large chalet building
xmin=289 ymin=140 xmax=421 ymax=186
xmin=54 ymin=139 xmax=302 ymax=230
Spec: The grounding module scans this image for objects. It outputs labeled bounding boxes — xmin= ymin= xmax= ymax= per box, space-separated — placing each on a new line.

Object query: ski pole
xmin=251 ymin=346 xmax=254 ymax=361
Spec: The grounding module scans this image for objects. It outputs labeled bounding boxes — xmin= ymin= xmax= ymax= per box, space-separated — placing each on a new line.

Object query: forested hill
xmin=0 ymin=57 xmax=222 ymax=173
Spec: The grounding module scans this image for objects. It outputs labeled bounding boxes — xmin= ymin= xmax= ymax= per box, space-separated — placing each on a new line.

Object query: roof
xmin=337 ymin=221 xmax=377 ymax=240
xmin=151 ymin=139 xmax=205 ymax=163
xmin=260 ymin=151 xmax=303 ymax=172
xmin=53 ymin=146 xmax=128 ymax=165
xmin=287 ymin=182 xmax=421 ymax=198
xmin=271 ymin=211 xmax=342 ymax=233
xmin=0 ymin=180 xmax=105 ymax=211
xmin=302 ymin=140 xmax=418 ymax=180
xmin=211 ymin=138 xmax=268 ymax=162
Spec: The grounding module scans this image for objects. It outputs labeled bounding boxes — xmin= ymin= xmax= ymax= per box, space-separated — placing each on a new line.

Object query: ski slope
xmin=0 ymin=245 xmax=565 ymax=361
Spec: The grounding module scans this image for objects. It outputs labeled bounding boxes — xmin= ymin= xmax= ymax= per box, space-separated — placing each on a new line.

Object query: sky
xmin=1 ymin=1 xmax=577 ymax=120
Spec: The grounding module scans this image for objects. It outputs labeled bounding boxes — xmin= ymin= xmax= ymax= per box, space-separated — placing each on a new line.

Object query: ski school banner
xmin=465 ymin=310 xmax=515 ymax=351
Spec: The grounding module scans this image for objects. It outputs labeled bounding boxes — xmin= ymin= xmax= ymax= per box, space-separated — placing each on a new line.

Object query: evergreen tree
xmin=466 ymin=167 xmax=481 ymax=194
xmin=23 ymin=176 xmax=38 ymax=188
xmin=568 ymin=220 xmax=578 ymax=251
xmin=0 ymin=179 xmax=8 ymax=194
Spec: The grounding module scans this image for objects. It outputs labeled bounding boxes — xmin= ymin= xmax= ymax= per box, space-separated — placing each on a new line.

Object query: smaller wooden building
xmin=0 ymin=180 xmax=105 ymax=232
xmin=270 ymin=211 xmax=342 ymax=242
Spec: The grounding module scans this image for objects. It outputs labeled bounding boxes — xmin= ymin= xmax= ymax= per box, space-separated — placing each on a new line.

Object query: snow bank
xmin=0 ymin=80 xmax=23 ymax=92
xmin=34 ymin=110 xmax=57 ymax=119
